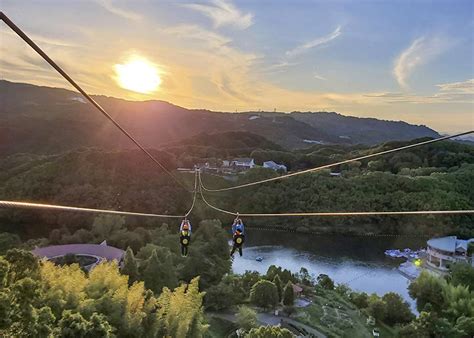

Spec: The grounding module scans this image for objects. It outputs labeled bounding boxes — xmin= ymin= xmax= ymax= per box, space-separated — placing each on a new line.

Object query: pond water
xmin=232 ymin=229 xmax=427 ymax=312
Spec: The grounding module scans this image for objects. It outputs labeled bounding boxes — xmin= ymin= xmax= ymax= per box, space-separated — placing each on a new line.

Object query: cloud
xmin=285 ymin=26 xmax=342 ymax=58
xmin=362 ymin=79 xmax=474 ymax=104
xmin=436 ymin=78 xmax=474 ymax=94
xmin=163 ymin=25 xmax=231 ymax=49
xmin=181 ymin=0 xmax=253 ymax=30
xmin=313 ymin=71 xmax=327 ymax=81
xmin=393 ymin=36 xmax=450 ymax=88
xmin=96 ymin=0 xmax=142 ymax=21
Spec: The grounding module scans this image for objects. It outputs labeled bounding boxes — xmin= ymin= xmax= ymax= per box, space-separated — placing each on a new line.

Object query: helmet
xmin=183 ymin=223 xmax=189 ymax=230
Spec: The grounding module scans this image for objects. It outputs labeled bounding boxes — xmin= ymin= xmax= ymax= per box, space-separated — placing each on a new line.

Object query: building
xmin=426 ymin=236 xmax=474 ymax=272
xmin=292 ymin=283 xmax=303 ymax=297
xmin=222 ymin=158 xmax=256 ymax=172
xmin=32 ymin=242 xmax=125 ymax=271
xmin=263 ymin=161 xmax=287 ymax=172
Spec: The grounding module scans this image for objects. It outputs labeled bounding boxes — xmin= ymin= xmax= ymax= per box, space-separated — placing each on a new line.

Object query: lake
xmin=232 ymin=229 xmax=427 ymax=312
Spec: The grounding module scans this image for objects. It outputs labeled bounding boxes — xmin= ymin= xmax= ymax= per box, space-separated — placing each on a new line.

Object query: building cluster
xmin=194 ymin=158 xmax=287 ymax=175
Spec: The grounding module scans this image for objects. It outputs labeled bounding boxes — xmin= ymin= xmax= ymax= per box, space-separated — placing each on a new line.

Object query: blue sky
xmin=1 ymin=0 xmax=473 ymax=132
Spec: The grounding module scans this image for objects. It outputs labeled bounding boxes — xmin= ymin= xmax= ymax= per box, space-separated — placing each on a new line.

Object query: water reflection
xmin=232 ymin=230 xmax=426 ymax=312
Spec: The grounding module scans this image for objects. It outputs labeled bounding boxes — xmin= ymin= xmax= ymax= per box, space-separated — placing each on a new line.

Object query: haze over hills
xmin=0 ymin=80 xmax=440 ymax=155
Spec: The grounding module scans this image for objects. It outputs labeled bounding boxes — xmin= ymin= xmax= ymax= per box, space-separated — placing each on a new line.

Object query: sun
xmin=114 ymin=57 xmax=161 ymax=94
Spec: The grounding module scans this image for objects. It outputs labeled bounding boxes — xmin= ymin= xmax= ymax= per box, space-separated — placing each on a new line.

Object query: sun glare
xmin=114 ymin=57 xmax=161 ymax=94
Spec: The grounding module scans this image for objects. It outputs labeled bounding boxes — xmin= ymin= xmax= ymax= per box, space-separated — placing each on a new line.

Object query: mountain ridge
xmin=0 ymin=80 xmax=441 ymax=155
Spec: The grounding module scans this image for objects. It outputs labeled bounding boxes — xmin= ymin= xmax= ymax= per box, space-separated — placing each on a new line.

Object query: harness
xmin=180 ymin=230 xmax=191 ymax=246
xmin=233 ymin=233 xmax=244 ymax=247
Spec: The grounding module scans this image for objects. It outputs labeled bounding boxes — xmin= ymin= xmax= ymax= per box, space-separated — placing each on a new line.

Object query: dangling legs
xmin=230 ymin=245 xmax=237 ymax=257
xmin=238 ymin=247 xmax=243 ymax=257
xmin=181 ymin=244 xmax=186 ymax=257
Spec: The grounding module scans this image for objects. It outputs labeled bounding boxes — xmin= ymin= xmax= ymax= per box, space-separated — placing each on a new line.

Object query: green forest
xmin=2 ymin=135 xmax=473 ymax=239
xmin=1 ymin=133 xmax=474 ymax=337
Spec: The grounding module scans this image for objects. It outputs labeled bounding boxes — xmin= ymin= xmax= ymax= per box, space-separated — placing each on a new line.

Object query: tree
xmin=250 ymin=280 xmax=278 ymax=310
xmin=450 ymin=262 xmax=474 ymax=291
xmin=282 ymin=281 xmax=295 ymax=307
xmin=382 ymin=292 xmax=414 ymax=325
xmin=236 ymin=306 xmax=258 ymax=332
xmin=316 ymin=274 xmax=334 ymax=290
xmin=335 ymin=284 xmax=350 ymax=297
xmin=156 ymin=277 xmax=208 ymax=338
xmin=455 ymin=316 xmax=474 ymax=337
xmin=87 ymin=313 xmax=113 ymax=338
xmin=442 ymin=283 xmax=474 ymax=322
xmin=57 ymin=310 xmax=90 ymax=338
xmin=204 ymin=275 xmax=245 ymax=310
xmin=143 ymin=248 xmax=177 ymax=295
xmin=349 ymin=292 xmax=369 ymax=308
xmin=399 ymin=310 xmax=462 ymax=338
xmin=241 ymin=271 xmax=261 ymax=295
xmin=121 ymin=247 xmax=139 ymax=284
xmin=0 ymin=233 xmax=21 ymax=254
xmin=0 ymin=257 xmax=8 ymax=287
xmin=367 ymin=295 xmax=386 ymax=322
xmin=273 ymin=275 xmax=283 ymax=302
xmin=34 ymin=306 xmax=56 ymax=337
xmin=4 ymin=249 xmax=40 ymax=283
xmin=298 ymin=267 xmax=312 ymax=286
xmin=245 ymin=325 xmax=294 ymax=338
xmin=408 ymin=271 xmax=446 ymax=313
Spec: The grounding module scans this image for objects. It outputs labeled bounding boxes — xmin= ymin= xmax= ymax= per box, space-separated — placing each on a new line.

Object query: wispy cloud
xmin=96 ymin=0 xmax=142 ymax=21
xmin=393 ymin=36 xmax=450 ymax=88
xmin=285 ymin=26 xmax=342 ymax=58
xmin=163 ymin=25 xmax=231 ymax=49
xmin=182 ymin=0 xmax=253 ymax=30
xmin=313 ymin=71 xmax=327 ymax=81
xmin=363 ymin=79 xmax=474 ymax=104
xmin=436 ymin=78 xmax=474 ymax=94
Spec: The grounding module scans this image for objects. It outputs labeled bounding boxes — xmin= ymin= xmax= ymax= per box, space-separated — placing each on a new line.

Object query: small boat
xmin=255 ymin=257 xmax=263 ymax=262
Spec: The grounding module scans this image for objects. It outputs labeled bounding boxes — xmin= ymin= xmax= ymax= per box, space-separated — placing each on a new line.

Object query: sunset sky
xmin=1 ymin=0 xmax=473 ymax=133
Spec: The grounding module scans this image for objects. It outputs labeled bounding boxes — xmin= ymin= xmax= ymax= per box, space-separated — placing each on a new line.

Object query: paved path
xmin=209 ymin=311 xmax=327 ymax=338
xmin=257 ymin=313 xmax=327 ymax=338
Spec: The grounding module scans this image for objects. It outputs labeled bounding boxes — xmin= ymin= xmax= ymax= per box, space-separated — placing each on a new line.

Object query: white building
xmin=426 ymin=236 xmax=474 ymax=272
xmin=263 ymin=161 xmax=287 ymax=172
xmin=222 ymin=158 xmax=255 ymax=170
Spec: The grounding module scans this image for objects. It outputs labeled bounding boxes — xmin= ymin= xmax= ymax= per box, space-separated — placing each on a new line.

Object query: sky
xmin=1 ymin=0 xmax=473 ymax=133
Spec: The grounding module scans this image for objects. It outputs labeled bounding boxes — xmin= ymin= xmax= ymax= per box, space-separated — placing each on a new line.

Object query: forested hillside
xmin=1 ymin=137 xmax=473 ymax=239
xmin=0 ymin=80 xmax=441 ymax=155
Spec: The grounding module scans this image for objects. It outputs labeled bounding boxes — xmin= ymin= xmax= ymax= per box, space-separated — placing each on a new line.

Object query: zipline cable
xmin=184 ymin=171 xmax=198 ymax=218
xmin=0 ymin=200 xmax=184 ymax=218
xmin=0 ymin=12 xmax=190 ymax=193
xmin=199 ymin=172 xmax=474 ymax=217
xmin=0 ymin=172 xmax=199 ymax=219
xmin=200 ymin=130 xmax=474 ymax=192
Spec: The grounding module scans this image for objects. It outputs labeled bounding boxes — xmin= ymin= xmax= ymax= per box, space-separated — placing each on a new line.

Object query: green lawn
xmin=295 ymin=289 xmax=397 ymax=338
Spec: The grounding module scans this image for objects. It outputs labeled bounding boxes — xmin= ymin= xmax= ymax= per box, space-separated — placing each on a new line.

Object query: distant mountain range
xmin=0 ymin=80 xmax=441 ymax=155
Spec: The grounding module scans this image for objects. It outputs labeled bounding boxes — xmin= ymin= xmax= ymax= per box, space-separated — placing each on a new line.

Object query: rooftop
xmin=427 ymin=236 xmax=474 ymax=253
xmin=32 ymin=243 xmax=125 ymax=261
xmin=233 ymin=158 xmax=253 ymax=163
